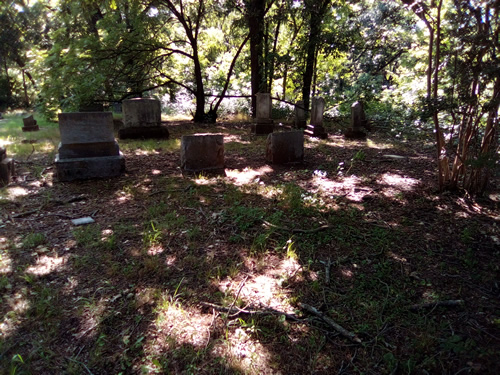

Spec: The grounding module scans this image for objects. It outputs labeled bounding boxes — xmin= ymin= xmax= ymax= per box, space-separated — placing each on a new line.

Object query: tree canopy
xmin=0 ymin=0 xmax=498 ymax=194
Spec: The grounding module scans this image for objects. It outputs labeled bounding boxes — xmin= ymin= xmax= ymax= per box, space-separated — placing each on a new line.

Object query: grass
xmin=0 ymin=114 xmax=498 ymax=374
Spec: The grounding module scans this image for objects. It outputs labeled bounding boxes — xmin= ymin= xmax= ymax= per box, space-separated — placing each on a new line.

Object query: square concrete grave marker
xmin=120 ymin=98 xmax=169 ymax=139
xmin=55 ymin=112 xmax=125 ymax=181
xmin=266 ymin=130 xmax=304 ymax=164
xmin=181 ymin=134 xmax=225 ymax=175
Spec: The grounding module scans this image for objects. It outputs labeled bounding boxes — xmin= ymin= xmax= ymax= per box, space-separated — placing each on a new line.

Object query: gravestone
xmin=0 ymin=147 xmax=15 ymax=187
xmin=266 ymin=130 xmax=304 ymax=164
xmin=22 ymin=115 xmax=39 ymax=132
xmin=181 ymin=134 xmax=225 ymax=175
xmin=251 ymin=93 xmax=274 ymax=135
xmin=79 ymin=103 xmax=104 ymax=112
xmin=55 ymin=112 xmax=125 ymax=181
xmin=304 ymin=97 xmax=327 ymax=139
xmin=344 ymin=101 xmax=368 ymax=139
xmin=112 ymin=102 xmax=122 ymax=113
xmin=119 ymin=98 xmax=169 ymax=139
xmin=294 ymin=100 xmax=307 ymax=129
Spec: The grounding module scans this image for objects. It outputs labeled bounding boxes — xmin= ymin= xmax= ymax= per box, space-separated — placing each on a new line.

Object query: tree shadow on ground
xmin=1 ymin=122 xmax=499 ymax=374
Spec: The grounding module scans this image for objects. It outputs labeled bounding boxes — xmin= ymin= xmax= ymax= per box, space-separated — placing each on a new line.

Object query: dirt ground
xmin=1 ymin=120 xmax=499 ymax=374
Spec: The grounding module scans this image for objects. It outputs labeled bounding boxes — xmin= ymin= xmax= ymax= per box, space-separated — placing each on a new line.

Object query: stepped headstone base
xmin=251 ymin=120 xmax=274 ymax=135
xmin=304 ymin=124 xmax=327 ymax=139
xmin=55 ymin=154 xmax=125 ymax=182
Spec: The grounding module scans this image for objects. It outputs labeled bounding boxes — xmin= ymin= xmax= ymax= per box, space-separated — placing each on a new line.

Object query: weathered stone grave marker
xmin=181 ymin=134 xmax=225 ymax=175
xmin=22 ymin=115 xmax=39 ymax=132
xmin=251 ymin=93 xmax=274 ymax=135
xmin=344 ymin=101 xmax=369 ymax=139
xmin=266 ymin=130 xmax=304 ymax=164
xmin=119 ymin=98 xmax=169 ymax=139
xmin=305 ymin=97 xmax=327 ymax=139
xmin=294 ymin=100 xmax=307 ymax=129
xmin=55 ymin=112 xmax=125 ymax=181
xmin=0 ymin=147 xmax=15 ymax=187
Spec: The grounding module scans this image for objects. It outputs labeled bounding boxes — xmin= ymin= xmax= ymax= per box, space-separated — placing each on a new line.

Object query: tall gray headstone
xmin=181 ymin=134 xmax=225 ymax=175
xmin=55 ymin=112 xmax=125 ymax=181
xmin=344 ymin=101 xmax=368 ymax=139
xmin=294 ymin=101 xmax=307 ymax=129
xmin=251 ymin=93 xmax=274 ymax=135
xmin=119 ymin=98 xmax=169 ymax=139
xmin=305 ymin=97 xmax=327 ymax=139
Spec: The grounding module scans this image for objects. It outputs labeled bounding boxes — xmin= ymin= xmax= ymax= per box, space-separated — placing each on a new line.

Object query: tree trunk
xmin=302 ymin=0 xmax=329 ymax=113
xmin=246 ymin=0 xmax=266 ymax=117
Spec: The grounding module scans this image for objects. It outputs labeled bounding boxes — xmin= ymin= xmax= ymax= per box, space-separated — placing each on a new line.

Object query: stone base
xmin=22 ymin=125 xmax=39 ymax=132
xmin=344 ymin=128 xmax=366 ymax=139
xmin=251 ymin=121 xmax=274 ymax=135
xmin=266 ymin=131 xmax=304 ymax=164
xmin=304 ymin=124 xmax=328 ymax=139
xmin=58 ymin=141 xmax=120 ymax=159
xmin=295 ymin=120 xmax=307 ymax=129
xmin=118 ymin=126 xmax=169 ymax=139
xmin=181 ymin=134 xmax=225 ymax=176
xmin=55 ymin=153 xmax=125 ymax=182
xmin=0 ymin=158 xmax=15 ymax=187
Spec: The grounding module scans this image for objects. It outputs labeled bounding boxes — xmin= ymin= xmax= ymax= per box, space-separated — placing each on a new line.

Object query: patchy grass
xmin=0 ymin=116 xmax=499 ymax=374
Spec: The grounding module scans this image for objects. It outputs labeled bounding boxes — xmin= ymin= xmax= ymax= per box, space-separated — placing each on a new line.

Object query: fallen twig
xmin=200 ymin=302 xmax=303 ymax=322
xmin=299 ymin=303 xmax=362 ymax=344
xmin=263 ymin=220 xmax=331 ymax=234
xmin=410 ymin=299 xmax=465 ymax=311
xmin=320 ymin=258 xmax=333 ymax=284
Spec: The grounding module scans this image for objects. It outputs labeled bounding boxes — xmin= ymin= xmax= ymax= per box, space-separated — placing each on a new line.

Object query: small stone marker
xmin=119 ymin=98 xmax=169 ymax=139
xmin=22 ymin=115 xmax=39 ymax=132
xmin=305 ymin=97 xmax=327 ymax=139
xmin=266 ymin=130 xmax=304 ymax=164
xmin=294 ymin=100 xmax=307 ymax=129
xmin=55 ymin=112 xmax=125 ymax=181
xmin=0 ymin=147 xmax=15 ymax=187
xmin=71 ymin=217 xmax=95 ymax=226
xmin=345 ymin=101 xmax=369 ymax=139
xmin=251 ymin=93 xmax=274 ymax=135
xmin=181 ymin=134 xmax=225 ymax=175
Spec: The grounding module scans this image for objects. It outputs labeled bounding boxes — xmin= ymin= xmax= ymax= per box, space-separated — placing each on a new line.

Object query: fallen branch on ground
xmin=201 ymin=301 xmax=362 ymax=344
xmin=299 ymin=303 xmax=362 ymax=344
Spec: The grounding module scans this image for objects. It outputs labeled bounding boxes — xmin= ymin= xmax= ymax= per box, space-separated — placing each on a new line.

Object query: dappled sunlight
xmin=0 ymin=292 xmax=30 ymax=339
xmin=147 ymin=244 xmax=166 ymax=256
xmin=388 ymin=251 xmax=408 ymax=263
xmin=225 ymin=166 xmax=273 ymax=186
xmin=26 ymin=254 xmax=69 ymax=276
xmin=2 ymin=186 xmax=29 ymax=199
xmin=151 ymin=302 xmax=212 ymax=349
xmin=380 ymin=173 xmax=419 ymax=191
xmin=366 ymin=139 xmax=395 ymax=150
xmin=224 ymin=134 xmax=251 ymax=145
xmin=0 ymin=238 xmax=12 ymax=273
xmin=211 ymin=328 xmax=273 ymax=372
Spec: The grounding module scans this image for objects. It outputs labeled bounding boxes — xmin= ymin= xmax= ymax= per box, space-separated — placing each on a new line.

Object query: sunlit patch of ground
xmin=226 ymin=166 xmax=274 ymax=186
xmin=26 ymin=253 xmax=69 ymax=275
